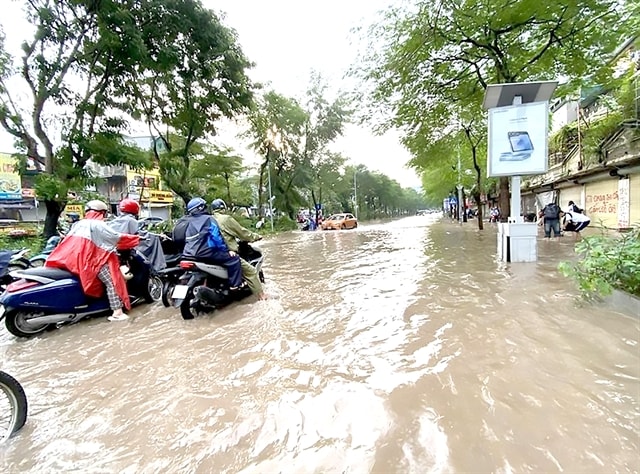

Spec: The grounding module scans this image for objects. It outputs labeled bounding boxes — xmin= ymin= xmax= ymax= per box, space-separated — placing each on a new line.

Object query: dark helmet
xmin=118 ymin=198 xmax=140 ymax=216
xmin=44 ymin=235 xmax=61 ymax=252
xmin=66 ymin=212 xmax=80 ymax=223
xmin=210 ymin=198 xmax=227 ymax=212
xmin=187 ymin=197 xmax=207 ymax=215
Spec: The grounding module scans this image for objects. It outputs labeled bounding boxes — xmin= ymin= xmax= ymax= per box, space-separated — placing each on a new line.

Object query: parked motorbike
xmin=0 ymin=249 xmax=31 ymax=291
xmin=0 ymin=250 xmax=163 ymax=338
xmin=29 ymin=235 xmax=61 ymax=267
xmin=160 ymin=241 xmax=265 ymax=320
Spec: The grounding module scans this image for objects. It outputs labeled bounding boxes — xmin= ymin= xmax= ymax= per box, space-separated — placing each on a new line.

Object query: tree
xmin=128 ymin=0 xmax=254 ymax=205
xmin=301 ymin=74 xmax=351 ymax=223
xmin=190 ymin=144 xmax=244 ymax=204
xmin=356 ymin=0 xmax=633 ymax=222
xmin=0 ymin=1 xmax=154 ymax=236
xmin=244 ymin=91 xmax=308 ymax=217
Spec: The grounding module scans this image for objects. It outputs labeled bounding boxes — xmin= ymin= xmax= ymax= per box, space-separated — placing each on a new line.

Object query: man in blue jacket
xmin=182 ymin=197 xmax=244 ymax=290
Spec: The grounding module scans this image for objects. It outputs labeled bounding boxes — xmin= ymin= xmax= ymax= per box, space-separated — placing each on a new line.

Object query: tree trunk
xmin=177 ymin=190 xmax=191 ymax=209
xmin=473 ymin=191 xmax=484 ymax=230
xmin=43 ymin=199 xmax=64 ymax=238
xmin=499 ymin=176 xmax=510 ymax=222
xmin=258 ymin=161 xmax=266 ymax=217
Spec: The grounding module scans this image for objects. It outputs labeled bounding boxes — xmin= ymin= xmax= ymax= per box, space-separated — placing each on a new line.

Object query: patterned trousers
xmin=97 ymin=265 xmax=122 ymax=310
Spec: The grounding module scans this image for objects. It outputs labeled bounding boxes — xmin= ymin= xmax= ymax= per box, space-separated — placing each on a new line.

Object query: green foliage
xmin=355 ymin=0 xmax=632 ymax=220
xmin=549 ymin=123 xmax=579 ymax=157
xmin=0 ymin=234 xmax=44 ymax=255
xmin=558 ymin=227 xmax=640 ymax=300
xmin=129 ymin=0 xmax=254 ymax=202
xmin=582 ymin=110 xmax=625 ymax=161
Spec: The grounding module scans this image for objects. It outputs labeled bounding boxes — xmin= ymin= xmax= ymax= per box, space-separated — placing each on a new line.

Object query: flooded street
xmin=1 ymin=215 xmax=638 ymax=473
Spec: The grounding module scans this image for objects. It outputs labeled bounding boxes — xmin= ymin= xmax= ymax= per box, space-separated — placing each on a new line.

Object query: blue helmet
xmin=210 ymin=198 xmax=227 ymax=212
xmin=186 ymin=197 xmax=207 ymax=215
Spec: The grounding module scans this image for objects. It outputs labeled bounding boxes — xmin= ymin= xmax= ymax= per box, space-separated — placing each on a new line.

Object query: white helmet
xmin=85 ymin=199 xmax=109 ymax=213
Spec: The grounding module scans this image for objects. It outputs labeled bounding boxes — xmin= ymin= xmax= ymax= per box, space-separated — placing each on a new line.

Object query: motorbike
xmin=0 ymin=249 xmax=31 ymax=291
xmin=0 ymin=370 xmax=28 ymax=442
xmin=160 ymin=241 xmax=265 ymax=320
xmin=29 ymin=235 xmax=61 ymax=267
xmin=0 ymin=250 xmax=163 ymax=338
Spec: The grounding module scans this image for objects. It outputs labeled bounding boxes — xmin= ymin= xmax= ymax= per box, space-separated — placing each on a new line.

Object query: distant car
xmin=321 ymin=213 xmax=358 ymax=230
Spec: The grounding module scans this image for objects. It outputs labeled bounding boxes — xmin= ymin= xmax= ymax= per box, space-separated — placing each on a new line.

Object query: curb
xmin=606 ymin=289 xmax=640 ymax=319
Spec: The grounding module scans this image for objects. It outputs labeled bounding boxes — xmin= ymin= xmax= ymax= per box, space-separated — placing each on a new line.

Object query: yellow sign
xmin=0 ymin=153 xmax=22 ymax=200
xmin=64 ymin=204 xmax=84 ymax=217
xmin=126 ymin=166 xmax=173 ymax=203
xmin=148 ymin=190 xmax=174 ymax=202
xmin=127 ymin=166 xmax=161 ymax=191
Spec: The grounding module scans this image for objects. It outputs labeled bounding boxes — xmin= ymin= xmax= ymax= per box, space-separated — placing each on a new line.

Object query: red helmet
xmin=119 ymin=198 xmax=140 ymax=216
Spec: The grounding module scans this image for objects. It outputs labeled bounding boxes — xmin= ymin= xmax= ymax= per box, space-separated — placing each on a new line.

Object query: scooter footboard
xmin=0 ymin=278 xmax=88 ymax=312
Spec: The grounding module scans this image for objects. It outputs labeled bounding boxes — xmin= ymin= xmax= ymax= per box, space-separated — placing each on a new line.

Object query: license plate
xmin=172 ymin=285 xmax=189 ymax=300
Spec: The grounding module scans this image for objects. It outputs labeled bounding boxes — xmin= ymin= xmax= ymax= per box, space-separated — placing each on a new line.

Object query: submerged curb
xmin=606 ymin=289 xmax=640 ymax=319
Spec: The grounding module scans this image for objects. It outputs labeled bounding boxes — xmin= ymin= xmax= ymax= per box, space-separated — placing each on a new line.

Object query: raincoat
xmin=213 ymin=210 xmax=263 ymax=294
xmin=45 ymin=211 xmax=140 ymax=309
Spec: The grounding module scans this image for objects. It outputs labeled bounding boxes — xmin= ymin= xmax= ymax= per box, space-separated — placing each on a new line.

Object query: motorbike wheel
xmin=180 ymin=287 xmax=197 ymax=320
xmin=144 ymin=275 xmax=163 ymax=303
xmin=161 ymin=281 xmax=176 ymax=308
xmin=29 ymin=259 xmax=45 ymax=268
xmin=4 ymin=310 xmax=49 ymax=338
xmin=0 ymin=371 xmax=28 ymax=442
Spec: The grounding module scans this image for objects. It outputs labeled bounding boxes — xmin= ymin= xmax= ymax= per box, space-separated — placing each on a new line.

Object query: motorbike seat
xmin=18 ymin=267 xmax=75 ymax=280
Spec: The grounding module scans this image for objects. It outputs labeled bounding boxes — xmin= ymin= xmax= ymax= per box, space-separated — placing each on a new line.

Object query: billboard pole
xmin=510 ymin=95 xmax=523 ymax=224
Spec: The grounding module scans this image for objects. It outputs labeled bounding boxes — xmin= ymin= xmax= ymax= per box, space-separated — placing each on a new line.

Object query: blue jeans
xmin=544 ymin=218 xmax=561 ymax=237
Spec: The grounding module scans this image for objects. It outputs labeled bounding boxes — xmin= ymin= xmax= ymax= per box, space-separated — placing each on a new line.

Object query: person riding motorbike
xmin=109 ymin=198 xmax=167 ymax=274
xmin=109 ymin=198 xmax=140 ymax=235
xmin=66 ymin=212 xmax=80 ymax=228
xmin=45 ymin=200 xmax=140 ymax=322
xmin=210 ymin=198 xmax=266 ymax=300
xmin=182 ymin=197 xmax=244 ymax=290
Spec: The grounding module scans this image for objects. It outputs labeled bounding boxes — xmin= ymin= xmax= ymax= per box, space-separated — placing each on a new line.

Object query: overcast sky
xmin=0 ymin=0 xmax=421 ymax=188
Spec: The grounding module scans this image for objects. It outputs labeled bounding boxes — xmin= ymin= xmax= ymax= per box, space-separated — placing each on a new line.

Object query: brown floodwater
xmin=1 ymin=215 xmax=638 ymax=473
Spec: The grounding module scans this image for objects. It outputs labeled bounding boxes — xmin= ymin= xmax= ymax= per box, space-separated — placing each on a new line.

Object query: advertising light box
xmin=487 ymin=101 xmax=549 ymax=177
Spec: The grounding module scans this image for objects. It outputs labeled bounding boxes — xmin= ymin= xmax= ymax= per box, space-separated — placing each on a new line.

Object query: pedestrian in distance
xmin=567 ymin=200 xmax=584 ymax=214
xmin=563 ymin=209 xmax=591 ymax=238
xmin=538 ymin=202 xmax=563 ymax=239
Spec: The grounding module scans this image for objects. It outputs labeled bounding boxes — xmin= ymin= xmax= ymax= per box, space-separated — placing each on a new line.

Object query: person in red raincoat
xmin=45 ymin=200 xmax=140 ymax=321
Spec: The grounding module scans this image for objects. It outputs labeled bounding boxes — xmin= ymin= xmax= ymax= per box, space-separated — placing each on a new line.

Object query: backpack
xmin=543 ymin=203 xmax=560 ymax=219
xmin=207 ymin=217 xmax=227 ymax=252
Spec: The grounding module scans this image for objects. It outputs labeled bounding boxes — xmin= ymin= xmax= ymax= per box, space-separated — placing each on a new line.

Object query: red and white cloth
xmin=45 ymin=211 xmax=139 ymax=309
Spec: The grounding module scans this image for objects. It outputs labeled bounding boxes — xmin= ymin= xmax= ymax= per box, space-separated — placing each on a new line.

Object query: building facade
xmin=522 ymin=38 xmax=640 ymax=230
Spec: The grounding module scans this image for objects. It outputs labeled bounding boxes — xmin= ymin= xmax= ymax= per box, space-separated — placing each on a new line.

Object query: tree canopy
xmin=0 ymin=0 xmax=253 ymax=236
xmin=355 ymin=0 xmax=634 ymax=222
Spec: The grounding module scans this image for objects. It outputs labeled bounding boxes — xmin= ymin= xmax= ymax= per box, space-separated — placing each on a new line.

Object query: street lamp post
xmin=267 ymin=160 xmax=274 ymax=232
xmin=266 ymin=125 xmax=283 ymax=232
xmin=457 ymin=145 xmax=463 ymax=223
xmin=353 ymin=170 xmax=358 ymax=219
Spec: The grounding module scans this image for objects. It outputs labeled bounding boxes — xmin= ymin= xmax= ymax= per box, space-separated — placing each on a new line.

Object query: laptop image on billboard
xmin=499 ymin=131 xmax=533 ymax=161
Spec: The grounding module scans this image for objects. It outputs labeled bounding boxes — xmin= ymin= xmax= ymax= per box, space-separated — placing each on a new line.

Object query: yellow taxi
xmin=321 ymin=213 xmax=358 ymax=230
